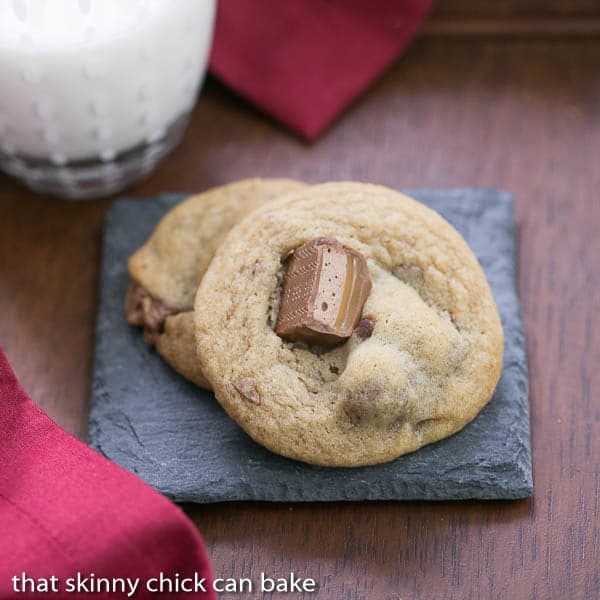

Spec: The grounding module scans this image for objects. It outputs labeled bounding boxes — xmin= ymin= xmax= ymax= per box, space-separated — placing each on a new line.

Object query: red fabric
xmin=209 ymin=0 xmax=434 ymax=140
xmin=0 ymin=348 xmax=215 ymax=600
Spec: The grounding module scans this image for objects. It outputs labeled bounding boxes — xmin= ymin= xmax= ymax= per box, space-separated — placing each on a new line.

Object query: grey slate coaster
xmin=89 ymin=188 xmax=532 ymax=503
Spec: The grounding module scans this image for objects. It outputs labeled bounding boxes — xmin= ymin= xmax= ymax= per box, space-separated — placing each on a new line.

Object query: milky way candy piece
xmin=275 ymin=237 xmax=372 ymax=345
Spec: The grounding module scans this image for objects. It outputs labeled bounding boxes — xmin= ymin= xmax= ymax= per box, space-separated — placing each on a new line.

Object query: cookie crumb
xmin=354 ymin=318 xmax=375 ymax=339
xmin=234 ymin=377 xmax=261 ymax=405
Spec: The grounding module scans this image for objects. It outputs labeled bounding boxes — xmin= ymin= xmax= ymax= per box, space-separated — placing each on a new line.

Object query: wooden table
xmin=1 ymin=37 xmax=598 ymax=599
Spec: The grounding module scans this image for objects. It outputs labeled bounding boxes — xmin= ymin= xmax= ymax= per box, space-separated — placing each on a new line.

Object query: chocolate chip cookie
xmin=125 ymin=178 xmax=306 ymax=388
xmin=194 ymin=182 xmax=504 ymax=466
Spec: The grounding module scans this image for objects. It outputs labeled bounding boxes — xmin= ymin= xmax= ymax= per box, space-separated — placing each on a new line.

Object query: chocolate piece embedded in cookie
xmin=275 ymin=237 xmax=372 ymax=345
xmin=354 ymin=318 xmax=375 ymax=339
xmin=233 ymin=377 xmax=261 ymax=405
xmin=125 ymin=281 xmax=177 ymax=346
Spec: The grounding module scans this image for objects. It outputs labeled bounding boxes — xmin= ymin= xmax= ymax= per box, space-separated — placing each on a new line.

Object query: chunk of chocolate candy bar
xmin=275 ymin=237 xmax=372 ymax=345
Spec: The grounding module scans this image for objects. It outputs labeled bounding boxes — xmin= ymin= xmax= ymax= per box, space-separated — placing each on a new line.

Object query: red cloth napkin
xmin=0 ymin=348 xmax=215 ymax=600
xmin=209 ymin=0 xmax=434 ymax=140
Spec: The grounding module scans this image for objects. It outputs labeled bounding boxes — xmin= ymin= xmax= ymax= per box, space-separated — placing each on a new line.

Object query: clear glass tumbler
xmin=0 ymin=0 xmax=216 ymax=200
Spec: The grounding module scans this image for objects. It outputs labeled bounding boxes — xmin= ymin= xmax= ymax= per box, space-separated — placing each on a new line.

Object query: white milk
xmin=0 ymin=0 xmax=215 ymax=164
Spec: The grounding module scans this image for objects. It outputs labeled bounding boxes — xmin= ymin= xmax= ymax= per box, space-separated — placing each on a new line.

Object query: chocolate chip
xmin=354 ymin=318 xmax=375 ymax=339
xmin=233 ymin=377 xmax=261 ymax=405
xmin=124 ymin=282 xmax=177 ymax=346
xmin=124 ymin=282 xmax=147 ymax=326
xmin=342 ymin=384 xmax=382 ymax=426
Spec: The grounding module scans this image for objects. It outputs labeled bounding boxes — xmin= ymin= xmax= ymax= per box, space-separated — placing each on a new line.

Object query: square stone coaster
xmin=89 ymin=188 xmax=532 ymax=502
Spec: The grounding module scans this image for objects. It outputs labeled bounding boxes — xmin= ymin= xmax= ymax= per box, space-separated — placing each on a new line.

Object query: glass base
xmin=0 ymin=113 xmax=189 ymax=200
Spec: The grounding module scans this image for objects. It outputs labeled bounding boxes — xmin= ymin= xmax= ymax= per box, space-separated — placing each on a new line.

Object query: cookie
xmin=194 ymin=182 xmax=504 ymax=466
xmin=125 ymin=178 xmax=306 ymax=388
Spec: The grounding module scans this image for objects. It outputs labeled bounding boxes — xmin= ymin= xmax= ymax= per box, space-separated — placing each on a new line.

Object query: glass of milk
xmin=0 ymin=0 xmax=215 ymax=199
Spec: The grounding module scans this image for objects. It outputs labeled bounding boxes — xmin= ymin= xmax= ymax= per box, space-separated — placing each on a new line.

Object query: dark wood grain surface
xmin=424 ymin=17 xmax=600 ymax=37
xmin=427 ymin=0 xmax=600 ymax=37
xmin=432 ymin=0 xmax=600 ymax=18
xmin=1 ymin=38 xmax=598 ymax=600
